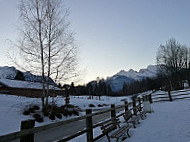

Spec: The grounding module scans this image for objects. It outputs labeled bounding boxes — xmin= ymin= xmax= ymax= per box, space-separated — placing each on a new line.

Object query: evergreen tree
xmin=107 ymin=84 xmax=112 ymax=95
xmin=14 ymin=71 xmax=25 ymax=81
xmin=70 ymin=82 xmax=76 ymax=95
xmin=122 ymin=82 xmax=128 ymax=95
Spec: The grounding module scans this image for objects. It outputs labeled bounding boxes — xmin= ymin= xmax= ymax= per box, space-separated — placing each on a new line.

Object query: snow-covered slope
xmin=116 ymin=65 xmax=159 ymax=81
xmin=0 ymin=66 xmax=55 ymax=84
xmin=106 ymin=65 xmax=159 ymax=91
xmin=106 ymin=75 xmax=135 ymax=92
xmin=0 ymin=66 xmax=17 ymax=79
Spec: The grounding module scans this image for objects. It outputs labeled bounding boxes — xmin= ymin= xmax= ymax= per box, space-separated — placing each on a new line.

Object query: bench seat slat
xmin=110 ymin=125 xmax=130 ymax=138
xmin=101 ymin=117 xmax=130 ymax=141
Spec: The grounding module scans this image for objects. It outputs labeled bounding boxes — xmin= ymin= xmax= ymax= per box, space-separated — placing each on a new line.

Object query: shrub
xmin=62 ymin=111 xmax=69 ymax=117
xmin=72 ymin=110 xmax=79 ymax=116
xmin=55 ymin=113 xmax=62 ymax=119
xmin=63 ymin=104 xmax=75 ymax=108
xmin=89 ymin=104 xmax=95 ymax=107
xmin=33 ymin=113 xmax=43 ymax=123
xmin=68 ymin=110 xmax=73 ymax=116
xmin=28 ymin=108 xmax=35 ymax=113
xmin=32 ymin=105 xmax=40 ymax=110
xmin=103 ymin=104 xmax=109 ymax=106
xmin=98 ymin=104 xmax=103 ymax=107
xmin=49 ymin=113 xmax=55 ymax=120
xmin=43 ymin=110 xmax=50 ymax=117
xmin=23 ymin=110 xmax=30 ymax=115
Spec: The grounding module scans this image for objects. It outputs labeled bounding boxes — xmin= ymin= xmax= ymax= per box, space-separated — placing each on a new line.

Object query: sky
xmin=0 ymin=0 xmax=190 ymax=84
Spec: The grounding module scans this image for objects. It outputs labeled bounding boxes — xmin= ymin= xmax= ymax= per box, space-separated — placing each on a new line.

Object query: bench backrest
xmin=100 ymin=118 xmax=120 ymax=134
xmin=123 ymin=111 xmax=132 ymax=122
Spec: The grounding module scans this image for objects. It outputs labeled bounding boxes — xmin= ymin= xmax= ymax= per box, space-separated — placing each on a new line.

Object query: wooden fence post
xmin=20 ymin=119 xmax=35 ymax=142
xmin=149 ymin=94 xmax=153 ymax=104
xmin=111 ymin=104 xmax=116 ymax=118
xmin=86 ymin=109 xmax=93 ymax=142
xmin=124 ymin=101 xmax=129 ymax=112
xmin=132 ymin=98 xmax=137 ymax=115
xmin=138 ymin=97 xmax=142 ymax=111
xmin=168 ymin=90 xmax=173 ymax=101
xmin=142 ymin=96 xmax=144 ymax=102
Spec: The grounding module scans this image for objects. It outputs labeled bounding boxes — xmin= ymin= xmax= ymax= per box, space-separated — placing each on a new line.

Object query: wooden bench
xmin=123 ymin=111 xmax=140 ymax=128
xmin=136 ymin=105 xmax=147 ymax=120
xmin=100 ymin=117 xmax=130 ymax=142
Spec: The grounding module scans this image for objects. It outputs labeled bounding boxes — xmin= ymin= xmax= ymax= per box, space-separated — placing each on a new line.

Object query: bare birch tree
xmin=44 ymin=0 xmax=77 ymax=105
xmin=11 ymin=0 xmax=77 ymax=110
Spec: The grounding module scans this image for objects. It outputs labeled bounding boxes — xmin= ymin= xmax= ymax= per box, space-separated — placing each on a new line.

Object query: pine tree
xmin=122 ymin=82 xmax=128 ymax=95
xmin=14 ymin=71 xmax=25 ymax=81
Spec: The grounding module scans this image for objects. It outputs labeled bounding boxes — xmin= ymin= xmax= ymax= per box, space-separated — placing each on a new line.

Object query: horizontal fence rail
xmin=152 ymin=89 xmax=190 ymax=103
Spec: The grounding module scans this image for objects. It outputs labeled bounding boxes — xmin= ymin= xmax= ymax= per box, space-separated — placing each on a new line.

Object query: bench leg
xmin=140 ymin=114 xmax=144 ymax=120
xmin=106 ymin=134 xmax=111 ymax=142
xmin=127 ymin=129 xmax=130 ymax=137
xmin=133 ymin=123 xmax=136 ymax=128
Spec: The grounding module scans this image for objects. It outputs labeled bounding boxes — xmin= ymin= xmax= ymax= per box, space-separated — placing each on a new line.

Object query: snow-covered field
xmin=1 ymin=90 xmax=190 ymax=142
xmin=0 ymin=94 xmax=133 ymax=136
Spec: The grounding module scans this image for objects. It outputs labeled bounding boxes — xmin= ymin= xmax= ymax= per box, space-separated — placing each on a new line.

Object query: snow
xmin=116 ymin=65 xmax=159 ymax=81
xmin=71 ymin=92 xmax=190 ymax=142
xmin=0 ymin=79 xmax=60 ymax=90
xmin=0 ymin=94 xmax=34 ymax=135
xmin=0 ymin=66 xmax=56 ymax=85
xmin=0 ymin=94 xmax=133 ymax=136
xmin=0 ymin=66 xmax=17 ymax=79
xmin=125 ymin=100 xmax=190 ymax=142
xmin=1 ymin=90 xmax=190 ymax=142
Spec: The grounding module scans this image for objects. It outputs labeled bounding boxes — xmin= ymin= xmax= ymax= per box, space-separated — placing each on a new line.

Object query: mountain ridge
xmin=106 ymin=65 xmax=159 ymax=92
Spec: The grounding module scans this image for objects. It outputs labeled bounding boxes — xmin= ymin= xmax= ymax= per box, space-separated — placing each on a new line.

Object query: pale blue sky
xmin=0 ymin=0 xmax=190 ymax=84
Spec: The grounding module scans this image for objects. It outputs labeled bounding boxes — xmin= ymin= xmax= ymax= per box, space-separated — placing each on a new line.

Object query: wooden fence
xmin=151 ymin=89 xmax=190 ymax=103
xmin=0 ymin=95 xmax=150 ymax=142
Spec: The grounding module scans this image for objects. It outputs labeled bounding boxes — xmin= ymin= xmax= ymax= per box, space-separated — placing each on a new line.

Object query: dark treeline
xmin=62 ymin=70 xmax=187 ymax=97
xmin=68 ymin=77 xmax=165 ymax=96
xmin=74 ymin=80 xmax=112 ymax=96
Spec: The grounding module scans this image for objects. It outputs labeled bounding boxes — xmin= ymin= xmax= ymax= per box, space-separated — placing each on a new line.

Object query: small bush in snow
xmin=32 ymin=105 xmax=40 ymax=110
xmin=55 ymin=113 xmax=62 ymax=119
xmin=33 ymin=113 xmax=43 ymax=123
xmin=89 ymin=104 xmax=95 ymax=107
xmin=103 ymin=104 xmax=109 ymax=106
xmin=98 ymin=104 xmax=103 ymax=107
xmin=72 ymin=110 xmax=79 ymax=116
xmin=49 ymin=113 xmax=55 ymax=120
xmin=28 ymin=108 xmax=35 ymax=113
xmin=23 ymin=110 xmax=30 ymax=115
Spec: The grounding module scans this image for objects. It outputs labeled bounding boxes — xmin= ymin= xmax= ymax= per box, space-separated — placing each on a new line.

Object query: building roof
xmin=0 ymin=79 xmax=61 ymax=90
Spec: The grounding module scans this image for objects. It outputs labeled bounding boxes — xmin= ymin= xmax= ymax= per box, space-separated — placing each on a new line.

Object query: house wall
xmin=0 ymin=81 xmax=64 ymax=97
xmin=10 ymin=88 xmax=63 ymax=98
xmin=0 ymin=86 xmax=63 ymax=98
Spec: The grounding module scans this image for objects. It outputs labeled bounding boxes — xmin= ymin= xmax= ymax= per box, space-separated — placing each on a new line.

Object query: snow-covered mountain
xmin=106 ymin=75 xmax=135 ymax=92
xmin=116 ymin=65 xmax=158 ymax=81
xmin=106 ymin=65 xmax=160 ymax=92
xmin=0 ymin=66 xmax=55 ymax=84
